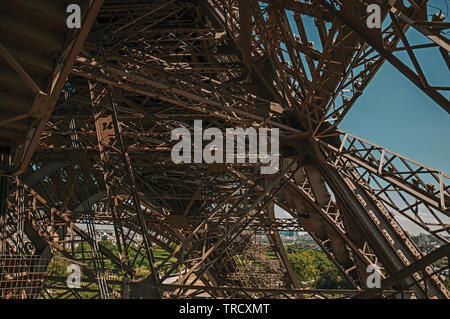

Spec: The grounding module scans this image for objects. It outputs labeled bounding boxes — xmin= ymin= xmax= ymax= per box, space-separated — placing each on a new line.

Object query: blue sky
xmin=276 ymin=1 xmax=450 ymax=235
xmin=340 ymin=10 xmax=450 ymax=174
xmin=338 ymin=2 xmax=450 ymax=234
xmin=340 ymin=61 xmax=449 ymax=173
xmin=285 ymin=0 xmax=450 ymax=173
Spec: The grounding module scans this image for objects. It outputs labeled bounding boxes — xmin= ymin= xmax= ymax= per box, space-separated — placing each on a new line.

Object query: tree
xmin=286 ymin=246 xmax=351 ymax=289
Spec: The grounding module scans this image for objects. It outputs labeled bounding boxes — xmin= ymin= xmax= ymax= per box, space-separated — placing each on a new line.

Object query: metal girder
xmin=89 ymin=79 xmax=161 ymax=296
xmin=353 ymin=243 xmax=450 ymax=299
xmin=0 ymin=0 xmax=104 ymax=176
xmin=315 ymin=133 xmax=449 ymax=298
xmin=319 ymin=130 xmax=450 ymax=240
xmin=1 ymin=0 xmax=448 ymax=300
xmin=317 ymin=0 xmax=450 ymax=114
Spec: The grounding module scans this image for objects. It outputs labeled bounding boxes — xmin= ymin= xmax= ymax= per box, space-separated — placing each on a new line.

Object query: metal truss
xmin=0 ymin=0 xmax=104 ymax=175
xmin=0 ymin=0 xmax=449 ymax=299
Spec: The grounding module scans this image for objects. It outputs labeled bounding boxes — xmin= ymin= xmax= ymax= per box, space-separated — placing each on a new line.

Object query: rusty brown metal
xmin=0 ymin=0 xmax=448 ymax=299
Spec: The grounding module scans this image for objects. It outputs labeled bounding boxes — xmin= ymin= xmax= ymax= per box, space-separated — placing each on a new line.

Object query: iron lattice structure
xmin=0 ymin=0 xmax=449 ymax=299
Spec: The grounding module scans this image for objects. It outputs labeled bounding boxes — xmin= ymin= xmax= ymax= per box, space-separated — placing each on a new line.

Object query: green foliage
xmin=45 ymin=241 xmax=356 ymax=295
xmin=46 ymin=254 xmax=71 ymax=277
xmin=286 ymin=245 xmax=352 ymax=289
xmin=42 ymin=242 xmax=180 ymax=299
xmin=45 ymin=242 xmax=177 ymax=278
xmin=286 ymin=246 xmax=318 ymax=284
